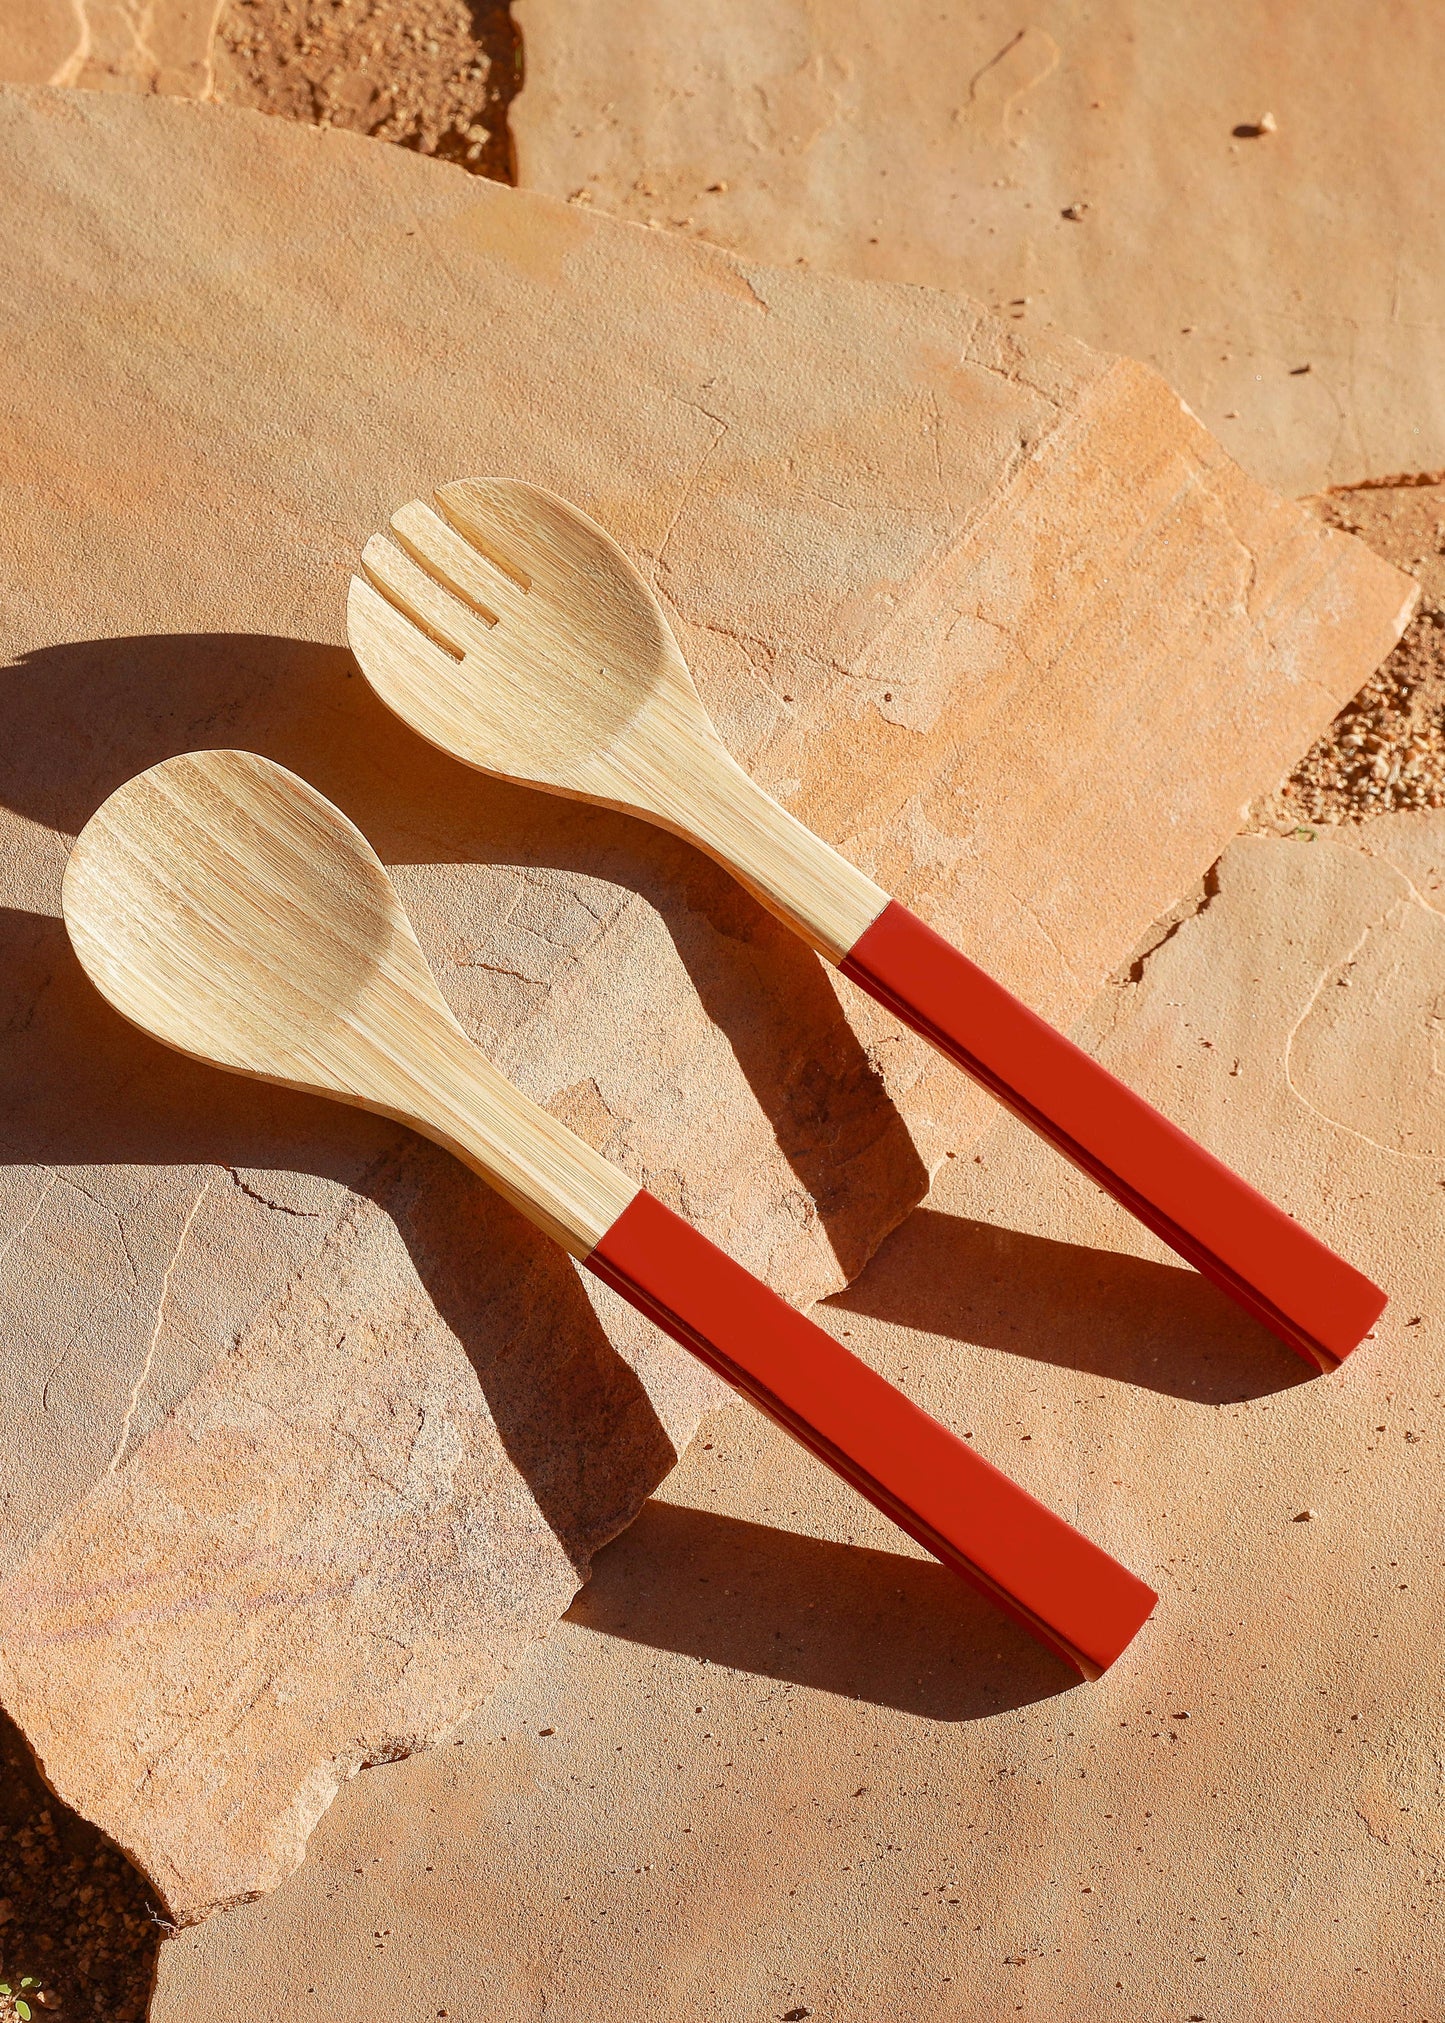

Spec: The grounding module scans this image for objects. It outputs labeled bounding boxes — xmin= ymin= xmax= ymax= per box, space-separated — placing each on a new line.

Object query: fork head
xmin=348 ymin=478 xmax=710 ymax=810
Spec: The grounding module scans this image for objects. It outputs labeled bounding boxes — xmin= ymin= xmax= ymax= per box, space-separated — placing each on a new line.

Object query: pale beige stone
xmin=514 ymin=0 xmax=1445 ymax=496
xmin=0 ymin=84 xmax=1410 ymax=1922
xmin=7 ymin=0 xmax=1442 ymax=494
xmin=0 ymin=0 xmax=78 ymax=84
xmin=0 ymin=0 xmax=222 ymax=96
xmin=152 ymin=814 xmax=1445 ymax=2020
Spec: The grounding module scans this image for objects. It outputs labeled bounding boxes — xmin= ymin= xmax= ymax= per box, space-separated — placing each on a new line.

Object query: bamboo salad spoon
xmin=348 ymin=478 xmax=1386 ymax=1374
xmin=63 ymin=749 xmax=1156 ymax=1679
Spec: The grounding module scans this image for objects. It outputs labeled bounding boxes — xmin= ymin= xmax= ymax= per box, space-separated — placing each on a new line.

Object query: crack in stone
xmin=653 ymin=408 xmax=731 ymax=578
xmin=54 ymin=1170 xmax=143 ymax=1289
xmin=108 ymin=1175 xmax=213 ymax=1474
xmin=962 ymin=25 xmax=1059 ymax=141
xmin=41 ymin=1351 xmax=69 ymax=1417
xmin=47 ymin=0 xmax=91 ymax=85
xmin=1353 ymin=840 xmax=1445 ymax=919
xmin=1279 ymin=886 xmax=1445 ymax=1161
xmin=0 ymin=1170 xmax=57 ymax=1271
xmin=1120 ymin=862 xmax=1224 ymax=987
xmin=451 ymin=955 xmax=554 ymax=993
xmin=226 ymin=1168 xmax=324 ymax=1216
xmin=987 ymin=875 xmax=1089 ymax=1000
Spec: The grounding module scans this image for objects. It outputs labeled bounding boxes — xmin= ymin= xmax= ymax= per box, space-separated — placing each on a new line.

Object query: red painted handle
xmin=587 ymin=1189 xmax=1156 ymax=1678
xmin=841 ymin=900 xmax=1386 ymax=1370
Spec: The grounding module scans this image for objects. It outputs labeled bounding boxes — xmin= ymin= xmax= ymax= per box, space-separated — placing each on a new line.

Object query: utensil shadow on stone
xmin=380 ymin=1137 xmax=681 ymax=1564
xmin=0 ymin=633 xmax=923 ymax=1278
xmin=564 ymin=1497 xmax=1077 ymax=1719
xmin=827 ymin=1207 xmax=1313 ymax=1404
xmin=0 ymin=902 xmax=675 ymax=1557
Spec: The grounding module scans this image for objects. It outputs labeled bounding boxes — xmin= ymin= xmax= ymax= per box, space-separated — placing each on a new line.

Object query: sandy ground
xmin=0 ymin=1710 xmax=157 ymax=2021
xmin=213 ymin=0 xmax=521 ymax=181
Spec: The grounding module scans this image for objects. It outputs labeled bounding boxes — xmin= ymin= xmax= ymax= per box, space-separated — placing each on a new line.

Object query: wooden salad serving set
xmin=61 ymin=480 xmax=1388 ymax=1681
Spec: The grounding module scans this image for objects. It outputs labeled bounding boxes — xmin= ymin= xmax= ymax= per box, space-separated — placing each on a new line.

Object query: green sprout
xmin=0 ymin=1975 xmax=40 ymax=2021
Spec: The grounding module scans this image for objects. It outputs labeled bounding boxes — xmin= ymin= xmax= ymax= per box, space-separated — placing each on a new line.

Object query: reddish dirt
xmin=213 ymin=0 xmax=521 ymax=182
xmin=0 ymin=1710 xmax=158 ymax=2022
xmin=1255 ymin=479 xmax=1445 ymax=830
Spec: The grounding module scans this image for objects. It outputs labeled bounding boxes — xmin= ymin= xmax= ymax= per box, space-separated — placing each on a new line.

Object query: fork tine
xmin=390 ymin=499 xmax=527 ymax=623
xmin=434 ymin=479 xmax=538 ymax=593
xmin=360 ymin=533 xmax=494 ymax=661
xmin=348 ymin=574 xmax=467 ymax=705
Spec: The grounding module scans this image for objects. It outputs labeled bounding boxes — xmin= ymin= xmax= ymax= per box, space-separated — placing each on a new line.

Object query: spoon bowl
xmin=62 ymin=749 xmax=634 ymax=1254
xmin=60 ymin=747 xmax=1155 ymax=1677
xmin=62 ymin=748 xmax=453 ymax=1102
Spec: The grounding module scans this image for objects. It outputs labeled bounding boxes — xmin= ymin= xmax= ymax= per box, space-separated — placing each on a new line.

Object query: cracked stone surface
xmin=153 ymin=813 xmax=1445 ymax=2021
xmin=0 ymin=0 xmax=225 ymax=96
xmin=0 ymin=83 xmax=1411 ymax=1925
xmin=8 ymin=0 xmax=1444 ymax=496
xmin=512 ymin=0 xmax=1445 ymax=496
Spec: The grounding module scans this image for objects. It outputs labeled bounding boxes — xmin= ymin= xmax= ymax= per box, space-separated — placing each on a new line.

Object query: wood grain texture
xmin=351 ymin=479 xmax=889 ymax=963
xmin=350 ymin=479 xmax=1386 ymax=1361
xmin=63 ymin=748 xmax=1152 ymax=1683
xmin=63 ymin=750 xmax=638 ymax=1257
xmin=0 ymin=84 xmax=1415 ymax=1924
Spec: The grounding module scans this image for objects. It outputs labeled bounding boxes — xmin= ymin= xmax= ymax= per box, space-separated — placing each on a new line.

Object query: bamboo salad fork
xmin=63 ymin=749 xmax=1157 ymax=1678
xmin=348 ymin=478 xmax=1387 ymax=1375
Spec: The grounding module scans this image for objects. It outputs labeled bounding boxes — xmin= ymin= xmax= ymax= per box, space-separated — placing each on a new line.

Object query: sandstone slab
xmin=152 ymin=812 xmax=1445 ymax=2020
xmin=0 ymin=84 xmax=1409 ymax=1922
xmin=0 ymin=0 xmax=222 ymax=96
xmin=514 ymin=0 xmax=1445 ymax=496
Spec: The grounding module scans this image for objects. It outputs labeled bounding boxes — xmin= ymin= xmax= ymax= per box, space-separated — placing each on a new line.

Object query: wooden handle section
xmin=587 ymin=1188 xmax=1157 ymax=1678
xmin=840 ymin=900 xmax=1387 ymax=1371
